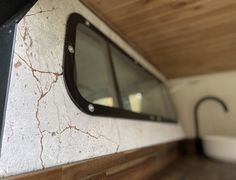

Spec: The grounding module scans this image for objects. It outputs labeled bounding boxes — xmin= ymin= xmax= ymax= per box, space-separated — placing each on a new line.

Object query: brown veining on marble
xmin=0 ymin=0 xmax=184 ymax=178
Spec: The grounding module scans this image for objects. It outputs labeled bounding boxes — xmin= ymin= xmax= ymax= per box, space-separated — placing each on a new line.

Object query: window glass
xmin=110 ymin=45 xmax=175 ymax=118
xmin=74 ymin=24 xmax=118 ymax=107
xmin=66 ymin=16 xmax=177 ymax=122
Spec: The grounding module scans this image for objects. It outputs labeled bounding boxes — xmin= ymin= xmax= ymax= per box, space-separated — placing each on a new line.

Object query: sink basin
xmin=203 ymin=135 xmax=236 ymax=163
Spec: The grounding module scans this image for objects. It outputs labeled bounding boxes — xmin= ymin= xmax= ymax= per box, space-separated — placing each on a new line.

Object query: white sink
xmin=203 ymin=135 xmax=236 ymax=163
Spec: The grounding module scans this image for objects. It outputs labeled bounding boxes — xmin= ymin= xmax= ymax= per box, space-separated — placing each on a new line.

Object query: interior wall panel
xmin=0 ymin=0 xmax=184 ymax=178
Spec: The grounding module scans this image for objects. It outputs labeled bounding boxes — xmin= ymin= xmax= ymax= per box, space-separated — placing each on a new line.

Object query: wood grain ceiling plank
xmin=115 ymin=1 xmax=235 ymax=27
xmin=81 ymin=0 xmax=236 ymax=78
xmin=125 ymin=8 xmax=236 ymax=41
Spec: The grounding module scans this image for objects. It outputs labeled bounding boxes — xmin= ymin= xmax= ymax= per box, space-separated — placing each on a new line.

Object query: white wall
xmin=0 ymin=0 xmax=184 ymax=177
xmin=169 ymin=71 xmax=236 ymax=138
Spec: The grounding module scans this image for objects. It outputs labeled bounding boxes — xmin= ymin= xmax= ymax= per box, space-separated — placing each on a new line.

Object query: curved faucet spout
xmin=194 ymin=96 xmax=229 ymax=139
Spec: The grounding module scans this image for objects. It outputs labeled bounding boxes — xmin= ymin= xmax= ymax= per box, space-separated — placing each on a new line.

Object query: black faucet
xmin=194 ymin=96 xmax=228 ymax=154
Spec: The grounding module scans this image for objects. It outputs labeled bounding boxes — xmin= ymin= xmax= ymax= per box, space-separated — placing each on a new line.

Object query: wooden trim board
xmin=3 ymin=139 xmax=195 ymax=180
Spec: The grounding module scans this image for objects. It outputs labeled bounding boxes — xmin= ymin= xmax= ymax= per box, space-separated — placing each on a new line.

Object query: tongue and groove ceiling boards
xmin=80 ymin=0 xmax=236 ymax=78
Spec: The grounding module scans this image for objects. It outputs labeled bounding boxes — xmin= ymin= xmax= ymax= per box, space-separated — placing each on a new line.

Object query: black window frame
xmin=63 ymin=13 xmax=177 ymax=123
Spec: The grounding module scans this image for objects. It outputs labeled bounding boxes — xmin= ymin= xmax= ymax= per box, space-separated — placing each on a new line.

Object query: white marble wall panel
xmin=0 ymin=0 xmax=185 ymax=177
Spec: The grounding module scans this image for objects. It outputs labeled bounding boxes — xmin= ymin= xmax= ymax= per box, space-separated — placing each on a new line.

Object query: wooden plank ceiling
xmin=80 ymin=0 xmax=236 ymax=78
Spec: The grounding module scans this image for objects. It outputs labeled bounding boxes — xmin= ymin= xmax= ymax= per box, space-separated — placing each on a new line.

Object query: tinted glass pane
xmin=74 ymin=24 xmax=118 ymax=107
xmin=111 ymin=45 xmax=176 ymax=119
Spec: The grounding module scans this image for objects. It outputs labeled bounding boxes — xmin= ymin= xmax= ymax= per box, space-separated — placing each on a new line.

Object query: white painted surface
xmin=0 ymin=0 xmax=185 ymax=177
xmin=169 ymin=71 xmax=236 ymax=138
xmin=203 ymin=135 xmax=236 ymax=163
